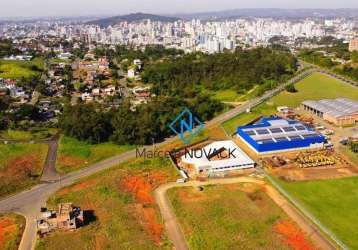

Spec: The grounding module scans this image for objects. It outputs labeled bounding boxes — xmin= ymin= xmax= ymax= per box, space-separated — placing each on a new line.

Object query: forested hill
xmin=87 ymin=13 xmax=180 ymax=27
xmin=142 ymin=47 xmax=298 ymax=97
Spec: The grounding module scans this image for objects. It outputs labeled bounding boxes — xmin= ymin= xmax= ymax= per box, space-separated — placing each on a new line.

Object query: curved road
xmin=154 ymin=177 xmax=336 ymax=250
xmin=0 ymin=68 xmax=338 ymax=250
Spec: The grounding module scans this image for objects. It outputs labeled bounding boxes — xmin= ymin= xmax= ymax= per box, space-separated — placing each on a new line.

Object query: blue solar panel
xmin=295 ymin=125 xmax=306 ymax=131
xmin=269 ymin=128 xmax=283 ymax=133
xmin=258 ymin=139 xmax=274 ymax=144
xmin=289 ymin=135 xmax=302 ymax=141
xmin=274 ymin=137 xmax=288 ymax=142
xmin=283 ymin=126 xmax=296 ymax=132
xmin=256 ymin=129 xmax=269 ymax=135
xmin=302 ymin=134 xmax=319 ymax=139
xmin=245 ymin=130 xmax=256 ymax=136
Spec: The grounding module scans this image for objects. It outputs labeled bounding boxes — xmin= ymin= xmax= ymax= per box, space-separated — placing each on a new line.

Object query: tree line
xmin=59 ymin=96 xmax=223 ymax=145
xmin=141 ymin=47 xmax=298 ymax=97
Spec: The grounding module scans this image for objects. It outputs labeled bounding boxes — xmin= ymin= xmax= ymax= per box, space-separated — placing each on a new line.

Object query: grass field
xmin=0 ymin=58 xmax=44 ymax=79
xmin=36 ymin=157 xmax=178 ymax=250
xmin=212 ymin=89 xmax=240 ymax=102
xmin=222 ymin=72 xmax=358 ymax=134
xmin=0 ymin=213 xmax=26 ymax=250
xmin=0 ymin=143 xmax=48 ymax=198
xmin=0 ymin=129 xmax=58 ymax=141
xmin=276 ymin=177 xmax=358 ymax=249
xmin=56 ymin=136 xmax=135 ymax=174
xmin=338 ymin=145 xmax=358 ymax=165
xmin=168 ymin=183 xmax=313 ymax=250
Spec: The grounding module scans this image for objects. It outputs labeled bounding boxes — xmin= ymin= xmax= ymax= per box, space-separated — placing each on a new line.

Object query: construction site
xmin=37 ymin=203 xmax=84 ymax=235
xmin=258 ymin=106 xmax=358 ymax=181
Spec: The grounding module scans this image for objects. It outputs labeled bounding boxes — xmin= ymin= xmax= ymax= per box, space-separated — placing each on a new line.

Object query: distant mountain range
xmin=176 ymin=8 xmax=358 ymax=20
xmin=87 ymin=13 xmax=180 ymax=27
xmin=86 ymin=9 xmax=358 ymax=27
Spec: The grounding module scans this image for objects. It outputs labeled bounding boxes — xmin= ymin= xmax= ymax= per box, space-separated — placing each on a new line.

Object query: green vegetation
xmin=223 ymin=103 xmax=275 ymax=135
xmin=142 ymin=47 xmax=297 ymax=97
xmin=285 ymin=83 xmax=297 ymax=93
xmin=56 ymin=136 xmax=134 ymax=173
xmin=37 ymin=157 xmax=178 ymax=250
xmin=0 ymin=58 xmax=44 ymax=79
xmin=222 ymin=72 xmax=358 ymax=134
xmin=0 ymin=143 xmax=48 ymax=198
xmin=0 ymin=213 xmax=26 ymax=250
xmin=271 ymin=72 xmax=358 ymax=107
xmin=60 ymin=95 xmax=223 ymax=145
xmin=339 ymin=145 xmax=358 ymax=166
xmin=299 ymin=43 xmax=358 ymax=81
xmin=349 ymin=141 xmax=358 ymax=153
xmin=60 ymin=48 xmax=297 ymax=146
xmin=212 ymin=89 xmax=240 ymax=102
xmin=0 ymin=39 xmax=18 ymax=58
xmin=168 ymin=184 xmax=292 ymax=249
xmin=276 ymin=177 xmax=358 ymax=249
xmin=0 ymin=129 xmax=57 ymax=141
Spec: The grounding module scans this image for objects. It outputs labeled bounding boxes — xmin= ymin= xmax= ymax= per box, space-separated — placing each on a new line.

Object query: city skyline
xmin=0 ymin=0 xmax=358 ymax=18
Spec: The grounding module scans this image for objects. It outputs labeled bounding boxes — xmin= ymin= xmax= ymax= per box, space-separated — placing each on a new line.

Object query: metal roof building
xmin=302 ymin=98 xmax=358 ymax=126
xmin=237 ymin=117 xmax=325 ymax=155
xmin=180 ymin=140 xmax=255 ymax=174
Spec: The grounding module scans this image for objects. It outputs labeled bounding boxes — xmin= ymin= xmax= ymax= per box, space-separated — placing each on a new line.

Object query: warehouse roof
xmin=302 ymin=98 xmax=358 ymax=118
xmin=238 ymin=117 xmax=324 ymax=145
xmin=181 ymin=140 xmax=255 ymax=169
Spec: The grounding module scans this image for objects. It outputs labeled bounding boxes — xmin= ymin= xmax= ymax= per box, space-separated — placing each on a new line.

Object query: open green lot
xmin=168 ymin=183 xmax=307 ymax=250
xmin=37 ymin=157 xmax=178 ymax=250
xmin=0 ymin=143 xmax=48 ymax=198
xmin=0 ymin=213 xmax=26 ymax=250
xmin=56 ymin=136 xmax=135 ymax=174
xmin=276 ymin=177 xmax=358 ymax=249
xmin=212 ymin=89 xmax=241 ymax=102
xmin=0 ymin=58 xmax=44 ymax=79
xmin=222 ymin=72 xmax=358 ymax=134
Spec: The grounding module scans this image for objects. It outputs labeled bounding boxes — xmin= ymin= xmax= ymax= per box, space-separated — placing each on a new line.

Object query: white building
xmin=180 ymin=140 xmax=255 ymax=174
xmin=127 ymin=68 xmax=135 ymax=79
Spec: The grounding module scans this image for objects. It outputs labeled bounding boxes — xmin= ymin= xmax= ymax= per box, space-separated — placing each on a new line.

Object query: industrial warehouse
xmin=302 ymin=98 xmax=358 ymax=126
xmin=179 ymin=140 xmax=255 ymax=175
xmin=237 ymin=117 xmax=326 ymax=155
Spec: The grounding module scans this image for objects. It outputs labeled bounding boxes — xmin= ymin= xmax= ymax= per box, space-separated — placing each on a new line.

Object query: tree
xmin=285 ymin=83 xmax=298 ymax=93
xmin=60 ymin=104 xmax=112 ymax=143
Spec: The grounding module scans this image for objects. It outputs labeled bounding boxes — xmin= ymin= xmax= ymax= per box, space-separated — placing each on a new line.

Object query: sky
xmin=0 ymin=0 xmax=357 ymax=18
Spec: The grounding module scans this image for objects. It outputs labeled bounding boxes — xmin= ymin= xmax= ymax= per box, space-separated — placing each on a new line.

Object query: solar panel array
xmin=242 ymin=120 xmax=322 ymax=145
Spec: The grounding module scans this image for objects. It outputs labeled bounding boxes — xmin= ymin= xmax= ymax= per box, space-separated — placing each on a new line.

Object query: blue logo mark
xmin=169 ymin=108 xmax=204 ymax=145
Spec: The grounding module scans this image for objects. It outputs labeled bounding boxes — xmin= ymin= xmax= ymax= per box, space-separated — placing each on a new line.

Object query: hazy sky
xmin=0 ymin=0 xmax=357 ymax=18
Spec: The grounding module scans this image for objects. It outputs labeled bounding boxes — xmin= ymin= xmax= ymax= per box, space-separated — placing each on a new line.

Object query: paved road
xmin=154 ymin=177 xmax=336 ymax=250
xmin=0 ymin=68 xmax=321 ymax=250
xmin=298 ymin=59 xmax=358 ymax=87
xmin=40 ymin=134 xmax=60 ymax=182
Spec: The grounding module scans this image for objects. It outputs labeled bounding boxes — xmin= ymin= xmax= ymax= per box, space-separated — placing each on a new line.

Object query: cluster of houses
xmin=0 ymin=78 xmax=30 ymax=102
xmin=80 ymin=84 xmax=121 ymax=102
xmin=72 ymin=56 xmax=111 ymax=85
xmin=3 ymin=54 xmax=33 ymax=61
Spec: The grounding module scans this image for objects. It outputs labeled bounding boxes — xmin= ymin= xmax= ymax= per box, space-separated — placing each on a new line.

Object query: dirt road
xmin=154 ymin=177 xmax=336 ymax=250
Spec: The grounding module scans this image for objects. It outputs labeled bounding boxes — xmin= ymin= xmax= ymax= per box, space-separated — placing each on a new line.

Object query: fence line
xmin=264 ymin=171 xmax=348 ymax=250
